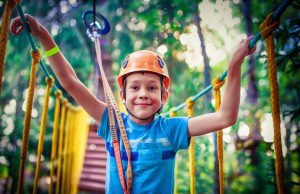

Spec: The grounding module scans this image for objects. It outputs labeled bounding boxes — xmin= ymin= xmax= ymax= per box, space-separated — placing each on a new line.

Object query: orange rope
xmin=17 ymin=49 xmax=41 ymax=194
xmin=186 ymin=97 xmax=195 ymax=194
xmin=0 ymin=0 xmax=21 ymax=94
xmin=212 ymin=76 xmax=225 ymax=194
xmin=49 ymin=90 xmax=62 ymax=194
xmin=260 ymin=13 xmax=285 ymax=194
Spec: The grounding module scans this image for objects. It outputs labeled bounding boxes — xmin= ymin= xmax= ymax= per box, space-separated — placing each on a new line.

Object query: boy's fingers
xmin=10 ymin=19 xmax=24 ymax=35
xmin=249 ymin=45 xmax=256 ymax=54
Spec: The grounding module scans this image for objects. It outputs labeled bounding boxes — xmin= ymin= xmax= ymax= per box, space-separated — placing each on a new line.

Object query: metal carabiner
xmin=82 ymin=10 xmax=111 ymax=41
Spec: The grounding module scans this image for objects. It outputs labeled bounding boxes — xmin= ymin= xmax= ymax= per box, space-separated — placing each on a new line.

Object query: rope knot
xmin=62 ymin=98 xmax=69 ymax=106
xmin=259 ymin=13 xmax=280 ymax=38
xmin=212 ymin=77 xmax=225 ymax=91
xmin=30 ymin=49 xmax=42 ymax=64
xmin=54 ymin=90 xmax=62 ymax=99
xmin=169 ymin=108 xmax=176 ymax=117
xmin=186 ymin=97 xmax=195 ymax=109
xmin=46 ymin=76 xmax=54 ymax=88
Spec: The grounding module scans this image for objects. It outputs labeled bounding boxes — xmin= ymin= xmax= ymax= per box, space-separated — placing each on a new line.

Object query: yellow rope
xmin=0 ymin=0 xmax=21 ymax=94
xmin=169 ymin=108 xmax=179 ymax=194
xmin=61 ymin=106 xmax=71 ymax=194
xmin=33 ymin=76 xmax=54 ymax=194
xmin=55 ymin=99 xmax=68 ymax=194
xmin=186 ymin=97 xmax=195 ymax=194
xmin=66 ymin=107 xmax=75 ymax=194
xmin=17 ymin=49 xmax=41 ymax=194
xmin=260 ymin=13 xmax=285 ymax=194
xmin=212 ymin=76 xmax=225 ymax=194
xmin=49 ymin=90 xmax=62 ymax=194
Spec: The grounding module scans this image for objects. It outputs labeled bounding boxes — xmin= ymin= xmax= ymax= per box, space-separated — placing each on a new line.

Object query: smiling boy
xmin=10 ymin=14 xmax=255 ymax=194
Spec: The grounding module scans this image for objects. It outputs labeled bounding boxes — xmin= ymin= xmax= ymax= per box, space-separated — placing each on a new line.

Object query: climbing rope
xmin=49 ymin=90 xmax=62 ymax=194
xmin=212 ymin=76 xmax=225 ymax=194
xmin=33 ymin=76 xmax=54 ymax=194
xmin=66 ymin=106 xmax=76 ymax=194
xmin=55 ymin=99 xmax=68 ymax=194
xmin=17 ymin=48 xmax=41 ymax=194
xmin=186 ymin=98 xmax=195 ymax=194
xmin=61 ymin=107 xmax=71 ymax=194
xmin=0 ymin=0 xmax=21 ymax=94
xmin=260 ymin=13 xmax=285 ymax=194
xmin=169 ymin=108 xmax=179 ymax=194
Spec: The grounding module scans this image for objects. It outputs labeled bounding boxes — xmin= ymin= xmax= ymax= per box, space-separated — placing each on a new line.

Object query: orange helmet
xmin=118 ymin=50 xmax=170 ymax=90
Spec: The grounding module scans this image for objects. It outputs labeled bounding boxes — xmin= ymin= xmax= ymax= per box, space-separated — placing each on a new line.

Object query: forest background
xmin=0 ymin=0 xmax=299 ymax=193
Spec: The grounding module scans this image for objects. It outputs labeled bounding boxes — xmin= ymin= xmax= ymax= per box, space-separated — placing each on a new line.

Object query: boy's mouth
xmin=134 ymin=103 xmax=152 ymax=106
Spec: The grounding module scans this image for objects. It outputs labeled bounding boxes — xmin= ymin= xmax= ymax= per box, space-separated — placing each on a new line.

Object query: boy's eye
xmin=149 ymin=86 xmax=158 ymax=91
xmin=130 ymin=86 xmax=139 ymax=90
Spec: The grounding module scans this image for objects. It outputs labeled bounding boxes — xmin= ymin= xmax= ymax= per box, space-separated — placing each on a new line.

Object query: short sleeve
xmin=160 ymin=116 xmax=190 ymax=152
xmin=97 ymin=108 xmax=109 ymax=139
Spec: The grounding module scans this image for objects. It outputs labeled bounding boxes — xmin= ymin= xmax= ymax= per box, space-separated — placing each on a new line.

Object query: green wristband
xmin=45 ymin=45 xmax=60 ymax=57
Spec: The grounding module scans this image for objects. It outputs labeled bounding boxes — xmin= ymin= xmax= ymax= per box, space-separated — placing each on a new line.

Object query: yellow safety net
xmin=59 ymin=105 xmax=89 ymax=194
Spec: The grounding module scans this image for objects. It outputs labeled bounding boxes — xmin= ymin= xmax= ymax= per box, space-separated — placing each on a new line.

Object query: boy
xmin=10 ymin=14 xmax=256 ymax=193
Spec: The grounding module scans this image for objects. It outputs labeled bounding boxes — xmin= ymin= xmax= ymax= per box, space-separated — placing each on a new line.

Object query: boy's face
xmin=121 ymin=72 xmax=168 ymax=124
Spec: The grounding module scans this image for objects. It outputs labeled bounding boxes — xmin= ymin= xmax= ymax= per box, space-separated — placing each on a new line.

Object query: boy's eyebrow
xmin=128 ymin=79 xmax=160 ymax=84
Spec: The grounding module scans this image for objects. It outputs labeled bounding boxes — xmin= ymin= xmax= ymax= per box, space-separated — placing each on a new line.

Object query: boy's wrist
xmin=39 ymin=26 xmax=56 ymax=50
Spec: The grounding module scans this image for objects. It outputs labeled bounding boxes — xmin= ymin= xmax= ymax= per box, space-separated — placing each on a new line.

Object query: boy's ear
xmin=119 ymin=90 xmax=125 ymax=102
xmin=162 ymin=91 xmax=169 ymax=104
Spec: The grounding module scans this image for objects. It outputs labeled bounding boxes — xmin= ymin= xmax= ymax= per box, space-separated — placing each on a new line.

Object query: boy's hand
xmin=231 ymin=36 xmax=257 ymax=66
xmin=10 ymin=14 xmax=42 ymax=37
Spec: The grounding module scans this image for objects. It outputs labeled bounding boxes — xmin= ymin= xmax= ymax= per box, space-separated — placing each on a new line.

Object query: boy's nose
xmin=138 ymin=88 xmax=148 ymax=99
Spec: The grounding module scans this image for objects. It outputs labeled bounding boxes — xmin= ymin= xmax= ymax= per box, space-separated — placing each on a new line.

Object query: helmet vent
xmin=122 ymin=58 xmax=129 ymax=68
xmin=157 ymin=55 xmax=165 ymax=68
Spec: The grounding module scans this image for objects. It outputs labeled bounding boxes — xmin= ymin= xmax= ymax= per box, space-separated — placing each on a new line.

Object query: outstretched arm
xmin=188 ymin=37 xmax=256 ymax=137
xmin=10 ymin=14 xmax=106 ymax=124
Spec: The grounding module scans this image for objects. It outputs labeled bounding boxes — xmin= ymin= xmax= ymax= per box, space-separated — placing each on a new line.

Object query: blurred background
xmin=0 ymin=0 xmax=299 ymax=193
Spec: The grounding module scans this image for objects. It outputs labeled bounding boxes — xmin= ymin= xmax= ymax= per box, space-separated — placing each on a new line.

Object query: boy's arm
xmin=188 ymin=37 xmax=256 ymax=137
xmin=10 ymin=15 xmax=106 ymax=124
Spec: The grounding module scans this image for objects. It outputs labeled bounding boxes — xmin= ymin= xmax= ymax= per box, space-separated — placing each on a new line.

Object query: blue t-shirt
xmin=97 ymin=108 xmax=190 ymax=194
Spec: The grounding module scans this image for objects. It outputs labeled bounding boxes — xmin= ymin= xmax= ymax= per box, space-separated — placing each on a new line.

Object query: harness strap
xmin=94 ymin=37 xmax=132 ymax=193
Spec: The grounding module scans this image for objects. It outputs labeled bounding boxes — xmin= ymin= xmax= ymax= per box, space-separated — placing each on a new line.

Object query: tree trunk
xmin=194 ymin=5 xmax=218 ymax=194
xmin=242 ymin=0 xmax=262 ymax=150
